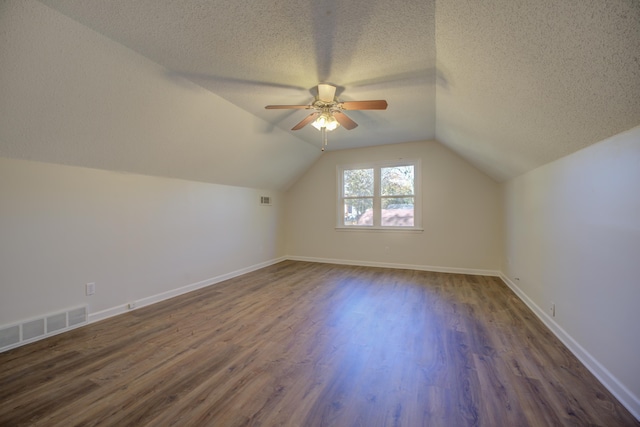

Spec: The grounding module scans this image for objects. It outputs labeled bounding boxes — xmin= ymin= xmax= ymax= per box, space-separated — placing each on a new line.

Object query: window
xmin=337 ymin=159 xmax=421 ymax=230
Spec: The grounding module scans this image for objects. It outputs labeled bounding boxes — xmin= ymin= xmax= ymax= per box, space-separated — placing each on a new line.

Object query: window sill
xmin=335 ymin=227 xmax=424 ymax=233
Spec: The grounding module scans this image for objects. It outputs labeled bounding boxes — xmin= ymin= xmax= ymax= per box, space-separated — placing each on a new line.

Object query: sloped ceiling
xmin=1 ymin=0 xmax=639 ymax=188
xmin=436 ymin=0 xmax=640 ymax=180
xmin=35 ymin=0 xmax=438 ymax=151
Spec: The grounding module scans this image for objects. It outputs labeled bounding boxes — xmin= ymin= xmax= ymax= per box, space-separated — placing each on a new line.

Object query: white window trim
xmin=336 ymin=159 xmax=422 ymax=231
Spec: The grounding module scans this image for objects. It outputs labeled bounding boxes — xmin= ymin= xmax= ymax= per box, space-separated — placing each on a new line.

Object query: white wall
xmin=502 ymin=126 xmax=640 ymax=418
xmin=0 ymin=157 xmax=285 ymax=326
xmin=0 ymin=0 xmax=298 ymax=339
xmin=285 ymin=140 xmax=502 ymax=272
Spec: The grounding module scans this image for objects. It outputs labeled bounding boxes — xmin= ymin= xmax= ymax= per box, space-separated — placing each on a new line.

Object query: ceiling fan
xmin=265 ymin=83 xmax=388 ymax=150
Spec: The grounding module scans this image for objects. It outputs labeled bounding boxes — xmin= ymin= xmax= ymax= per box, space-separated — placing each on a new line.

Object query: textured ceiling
xmin=3 ymin=0 xmax=640 ymax=185
xmin=436 ymin=0 xmax=640 ymax=180
xmin=38 ymin=0 xmax=437 ymax=152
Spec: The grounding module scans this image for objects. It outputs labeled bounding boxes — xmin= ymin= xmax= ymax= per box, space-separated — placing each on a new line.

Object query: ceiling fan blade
xmin=265 ymin=104 xmax=311 ymax=109
xmin=317 ymin=84 xmax=336 ymax=102
xmin=340 ymin=100 xmax=388 ymax=110
xmin=333 ymin=111 xmax=358 ymax=130
xmin=292 ymin=112 xmax=320 ymax=130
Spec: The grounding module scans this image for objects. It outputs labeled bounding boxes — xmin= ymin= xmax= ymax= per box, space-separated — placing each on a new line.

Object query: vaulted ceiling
xmin=1 ymin=0 xmax=639 ymax=189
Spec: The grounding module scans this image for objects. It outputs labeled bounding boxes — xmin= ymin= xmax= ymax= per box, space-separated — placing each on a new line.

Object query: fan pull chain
xmin=321 ymin=127 xmax=328 ymax=151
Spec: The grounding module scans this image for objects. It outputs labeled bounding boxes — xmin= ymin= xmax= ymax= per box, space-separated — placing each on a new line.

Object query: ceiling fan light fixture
xmin=325 ymin=116 xmax=340 ymax=131
xmin=265 ymin=83 xmax=386 ymax=150
xmin=311 ymin=112 xmax=340 ymax=131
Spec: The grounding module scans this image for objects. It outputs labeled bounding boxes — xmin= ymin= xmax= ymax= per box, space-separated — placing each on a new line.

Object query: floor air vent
xmin=0 ymin=306 xmax=87 ymax=353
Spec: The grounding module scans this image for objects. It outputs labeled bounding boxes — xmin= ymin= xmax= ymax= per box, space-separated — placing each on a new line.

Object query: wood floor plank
xmin=0 ymin=261 xmax=637 ymax=426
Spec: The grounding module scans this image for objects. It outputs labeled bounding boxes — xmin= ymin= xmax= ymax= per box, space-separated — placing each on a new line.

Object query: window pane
xmin=343 ymin=168 xmax=374 ymax=197
xmin=381 ymin=197 xmax=414 ymax=227
xmin=381 ymin=165 xmax=414 ymax=196
xmin=343 ymin=198 xmax=374 ymax=225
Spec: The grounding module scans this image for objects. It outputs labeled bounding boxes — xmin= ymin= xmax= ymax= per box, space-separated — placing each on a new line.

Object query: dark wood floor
xmin=0 ymin=261 xmax=637 ymax=426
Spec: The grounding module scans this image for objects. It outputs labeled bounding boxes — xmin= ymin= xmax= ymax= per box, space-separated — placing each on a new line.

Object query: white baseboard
xmin=499 ymin=273 xmax=640 ymax=421
xmin=285 ymin=255 xmax=501 ymax=277
xmin=6 ymin=255 xmax=636 ymax=421
xmin=87 ymin=256 xmax=498 ymax=324
xmin=88 ymin=256 xmax=287 ymax=323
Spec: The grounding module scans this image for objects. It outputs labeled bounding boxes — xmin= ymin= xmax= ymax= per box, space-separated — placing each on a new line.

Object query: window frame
xmin=336 ymin=159 xmax=422 ymax=231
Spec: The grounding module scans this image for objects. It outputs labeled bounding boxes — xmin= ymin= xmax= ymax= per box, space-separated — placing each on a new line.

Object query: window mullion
xmin=373 ymin=167 xmax=381 ymax=227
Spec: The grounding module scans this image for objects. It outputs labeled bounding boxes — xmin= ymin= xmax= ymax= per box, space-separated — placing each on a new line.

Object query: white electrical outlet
xmin=550 ymin=302 xmax=556 ymax=317
xmin=86 ymin=282 xmax=95 ymax=296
